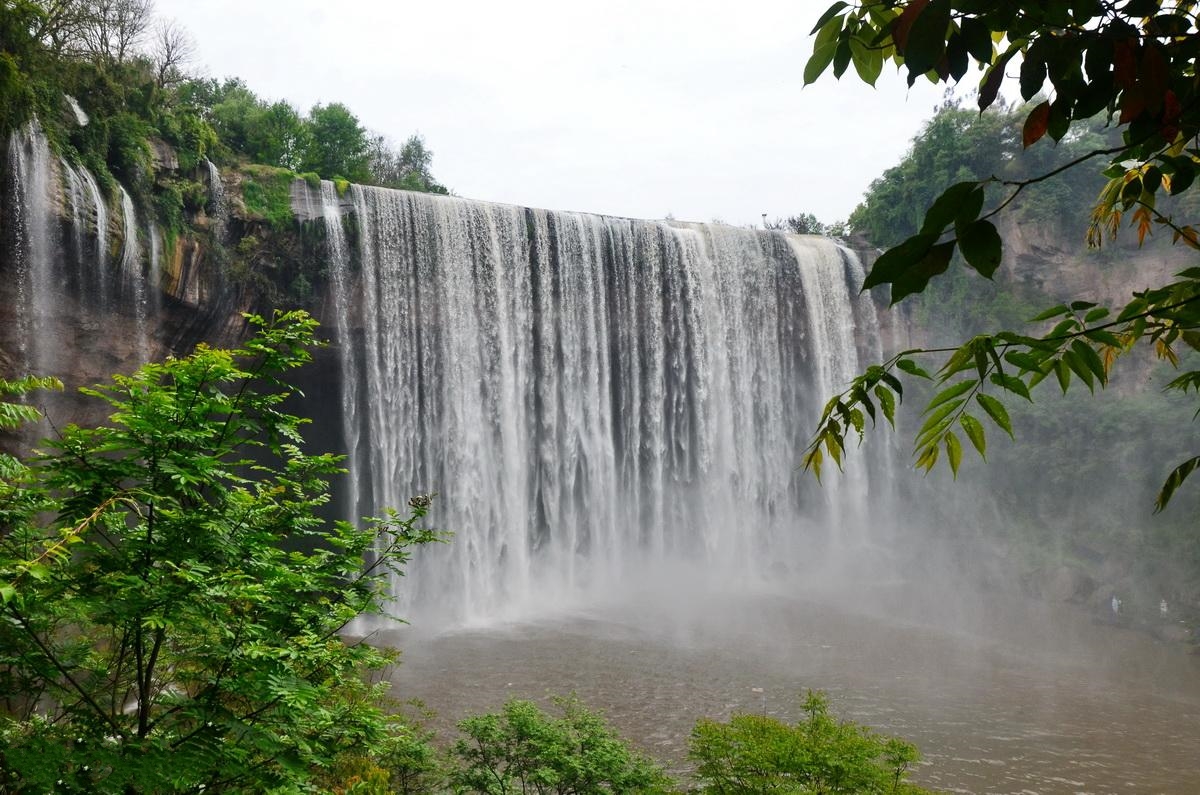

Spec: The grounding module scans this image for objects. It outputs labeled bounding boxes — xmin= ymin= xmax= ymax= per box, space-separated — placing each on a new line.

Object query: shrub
xmin=241 ymin=164 xmax=297 ymax=228
xmin=450 ymin=696 xmax=674 ymax=795
xmin=689 ymin=691 xmax=933 ymax=795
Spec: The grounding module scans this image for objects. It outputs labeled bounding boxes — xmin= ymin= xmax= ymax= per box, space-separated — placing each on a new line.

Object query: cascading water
xmin=320 ymin=185 xmax=884 ymax=625
xmin=6 ymin=121 xmax=56 ymax=376
xmin=118 ymin=185 xmax=150 ymax=361
xmin=205 ymin=160 xmax=227 ymax=243
xmin=320 ymin=181 xmax=363 ymax=521
xmin=4 ymin=122 xmax=154 ymax=381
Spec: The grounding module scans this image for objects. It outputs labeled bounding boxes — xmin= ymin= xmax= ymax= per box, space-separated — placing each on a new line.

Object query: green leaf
xmin=1070 ymin=340 xmax=1107 ymax=385
xmin=891 ymin=240 xmax=956 ymax=303
xmin=978 ymin=46 xmax=1019 ymax=111
xmin=1030 ymin=304 xmax=1071 ymax=322
xmin=921 ymin=181 xmax=980 ymax=235
xmin=0 ymin=583 xmax=15 ymax=604
xmin=896 ymin=358 xmax=933 ymax=379
xmin=915 ymin=442 xmax=940 ymax=473
xmin=804 ymin=17 xmax=843 ymax=85
xmin=945 ymin=431 xmax=963 ymax=478
xmin=850 ymin=36 xmax=884 ymax=86
xmin=959 ymin=16 xmax=993 ymax=62
xmin=917 ymin=398 xmax=965 ymax=440
xmin=976 ymin=393 xmax=1014 ymax=438
xmin=1004 ymin=351 xmax=1045 ymax=372
xmin=924 ymin=379 xmax=978 ymax=415
xmin=1156 ymin=456 xmax=1200 ymax=513
xmin=989 ymin=372 xmax=1032 ymax=401
xmin=1055 ymin=358 xmax=1071 ymax=394
xmin=960 ymin=413 xmax=986 ymax=459
xmin=862 ymin=232 xmax=939 ymax=290
xmin=874 ymin=384 xmax=897 ymax=427
xmin=959 ymin=219 xmax=1002 ymax=278
xmin=809 ymin=1 xmax=849 ymax=35
xmin=1062 ymin=349 xmax=1095 ymax=391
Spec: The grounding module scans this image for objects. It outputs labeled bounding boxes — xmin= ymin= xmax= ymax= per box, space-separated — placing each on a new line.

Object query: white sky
xmin=154 ymin=0 xmax=949 ymax=226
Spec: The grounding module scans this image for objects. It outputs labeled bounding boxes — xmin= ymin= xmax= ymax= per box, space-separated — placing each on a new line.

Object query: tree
xmin=78 ymin=0 xmax=154 ymax=64
xmin=803 ymin=0 xmax=1200 ymax=512
xmin=0 ymin=311 xmax=438 ymax=792
xmin=689 ymin=691 xmax=932 ymax=794
xmin=303 ymin=102 xmax=371 ymax=183
xmin=150 ymin=18 xmax=195 ymax=88
xmin=365 ymin=132 xmax=450 ymax=194
xmin=449 ymin=696 xmax=674 ymax=795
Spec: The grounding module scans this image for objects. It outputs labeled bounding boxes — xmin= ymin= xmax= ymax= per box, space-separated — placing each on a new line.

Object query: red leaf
xmin=1140 ymin=42 xmax=1168 ymax=112
xmin=1113 ymin=37 xmax=1138 ymax=89
xmin=1119 ymin=85 xmax=1146 ymax=124
xmin=890 ymin=0 xmax=930 ymax=53
xmin=1023 ymin=101 xmax=1050 ymax=148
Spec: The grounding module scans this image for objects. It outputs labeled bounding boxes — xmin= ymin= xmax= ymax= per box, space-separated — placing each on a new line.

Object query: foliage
xmin=689 ymin=691 xmax=932 ymax=795
xmin=0 ymin=311 xmax=438 ymax=793
xmin=765 ymin=212 xmax=847 ymax=237
xmin=368 ymin=133 xmax=450 ymax=195
xmin=804 ymin=0 xmax=1200 ymax=511
xmin=847 ymin=97 xmax=1112 ymax=249
xmin=241 ymin=163 xmax=296 ymax=228
xmin=302 ymin=102 xmax=372 ymax=184
xmin=449 ymin=696 xmax=674 ymax=795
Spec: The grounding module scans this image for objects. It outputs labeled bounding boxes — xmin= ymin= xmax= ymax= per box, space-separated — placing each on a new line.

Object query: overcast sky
xmin=153 ymin=0 xmax=949 ymax=226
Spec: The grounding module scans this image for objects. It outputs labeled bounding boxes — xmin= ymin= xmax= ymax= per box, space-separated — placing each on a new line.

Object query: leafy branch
xmin=805 ymin=276 xmax=1200 ymax=510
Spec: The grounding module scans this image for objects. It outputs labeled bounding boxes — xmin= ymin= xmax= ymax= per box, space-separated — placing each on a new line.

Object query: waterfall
xmin=325 ymin=186 xmax=882 ymax=624
xmin=6 ymin=122 xmax=56 ymax=376
xmin=320 ymin=181 xmax=362 ymax=521
xmin=119 ymin=185 xmax=149 ymax=361
xmin=205 ymin=160 xmax=227 ymax=243
xmin=64 ymin=95 xmax=89 ymax=126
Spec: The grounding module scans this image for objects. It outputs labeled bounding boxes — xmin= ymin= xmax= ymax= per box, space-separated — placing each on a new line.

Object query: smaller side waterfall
xmin=119 ymin=185 xmax=150 ymax=361
xmin=7 ymin=122 xmax=57 ymax=375
xmin=321 ymin=180 xmax=362 ymax=521
xmin=205 ymin=160 xmax=227 ymax=243
xmin=4 ymin=122 xmax=158 ymax=382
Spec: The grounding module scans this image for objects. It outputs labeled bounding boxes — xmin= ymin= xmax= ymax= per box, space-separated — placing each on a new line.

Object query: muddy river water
xmin=383 ymin=581 xmax=1200 ymax=794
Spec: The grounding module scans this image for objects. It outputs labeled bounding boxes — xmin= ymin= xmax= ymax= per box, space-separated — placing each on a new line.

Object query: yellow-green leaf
xmin=976 ymin=393 xmax=1014 ymax=438
xmin=960 ymin=413 xmax=986 ymax=459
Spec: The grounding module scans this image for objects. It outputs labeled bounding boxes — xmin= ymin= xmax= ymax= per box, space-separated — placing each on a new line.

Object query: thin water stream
xmin=385 ymin=583 xmax=1200 ymax=794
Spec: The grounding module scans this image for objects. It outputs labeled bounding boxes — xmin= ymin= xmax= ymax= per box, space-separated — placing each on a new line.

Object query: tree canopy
xmin=803 ymin=0 xmax=1200 ymax=512
xmin=0 ymin=312 xmax=438 ymax=792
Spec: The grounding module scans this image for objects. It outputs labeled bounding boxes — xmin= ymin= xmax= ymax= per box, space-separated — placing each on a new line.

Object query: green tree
xmin=689 ymin=691 xmax=931 ymax=794
xmin=0 ymin=311 xmax=438 ymax=793
xmin=366 ymin=132 xmax=450 ymax=194
xmin=303 ymin=101 xmax=371 ymax=182
xmin=803 ymin=0 xmax=1200 ymax=511
xmin=449 ymin=696 xmax=674 ymax=795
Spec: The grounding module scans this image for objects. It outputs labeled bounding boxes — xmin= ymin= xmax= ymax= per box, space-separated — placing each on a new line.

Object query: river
xmin=383 ymin=578 xmax=1200 ymax=794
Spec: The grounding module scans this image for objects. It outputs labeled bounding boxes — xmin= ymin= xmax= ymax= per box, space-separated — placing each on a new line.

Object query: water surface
xmin=384 ymin=581 xmax=1200 ymax=794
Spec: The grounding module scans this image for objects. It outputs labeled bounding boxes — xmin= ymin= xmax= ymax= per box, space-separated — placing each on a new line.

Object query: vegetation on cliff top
xmin=0 ymin=0 xmax=455 ymax=314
